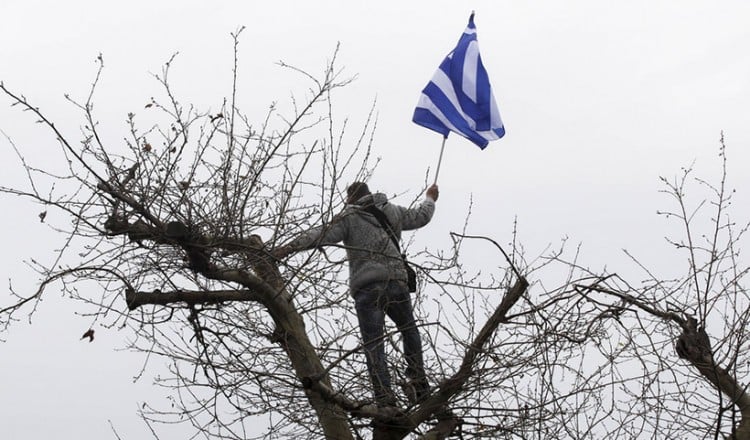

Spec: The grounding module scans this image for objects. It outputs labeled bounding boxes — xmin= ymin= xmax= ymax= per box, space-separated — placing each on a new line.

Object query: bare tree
xmin=3 ymin=34 xmax=747 ymax=440
xmin=0 ymin=35 xmax=536 ymax=440
xmin=569 ymin=138 xmax=750 ymax=439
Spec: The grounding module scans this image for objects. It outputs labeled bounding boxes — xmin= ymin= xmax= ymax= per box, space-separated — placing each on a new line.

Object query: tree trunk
xmin=676 ymin=317 xmax=750 ymax=440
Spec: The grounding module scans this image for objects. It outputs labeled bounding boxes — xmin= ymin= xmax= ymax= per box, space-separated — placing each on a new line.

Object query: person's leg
xmin=354 ymin=282 xmax=395 ymax=405
xmin=383 ymin=281 xmax=430 ymax=401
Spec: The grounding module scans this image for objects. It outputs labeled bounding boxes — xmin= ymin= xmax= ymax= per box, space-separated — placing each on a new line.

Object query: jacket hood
xmin=350 ymin=192 xmax=388 ymax=208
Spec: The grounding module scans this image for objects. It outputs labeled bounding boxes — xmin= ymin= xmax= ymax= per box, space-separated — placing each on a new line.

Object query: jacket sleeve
xmin=397 ymin=198 xmax=436 ymax=231
xmin=286 ymin=216 xmax=348 ymax=252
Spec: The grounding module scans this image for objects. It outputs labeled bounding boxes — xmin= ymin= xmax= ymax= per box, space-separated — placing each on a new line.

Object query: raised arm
xmin=400 ymin=184 xmax=439 ymax=231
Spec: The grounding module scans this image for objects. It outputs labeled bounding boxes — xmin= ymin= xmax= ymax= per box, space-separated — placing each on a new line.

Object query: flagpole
xmin=433 ymin=135 xmax=447 ymax=184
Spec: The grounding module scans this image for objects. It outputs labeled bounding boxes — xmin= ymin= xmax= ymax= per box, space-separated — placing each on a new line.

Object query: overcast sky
xmin=2 ymin=1 xmax=750 ymax=438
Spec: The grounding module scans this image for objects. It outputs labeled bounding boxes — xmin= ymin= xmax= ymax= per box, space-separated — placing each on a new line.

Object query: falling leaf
xmin=81 ymin=329 xmax=95 ymax=342
xmin=38 ymin=211 xmax=47 ymax=222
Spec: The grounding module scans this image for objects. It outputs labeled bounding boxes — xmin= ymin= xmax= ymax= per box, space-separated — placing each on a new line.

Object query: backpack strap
xmin=362 ymin=204 xmax=417 ymax=292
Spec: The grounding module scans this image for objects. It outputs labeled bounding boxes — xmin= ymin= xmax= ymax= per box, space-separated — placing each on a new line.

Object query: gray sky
xmin=2 ymin=1 xmax=750 ymax=438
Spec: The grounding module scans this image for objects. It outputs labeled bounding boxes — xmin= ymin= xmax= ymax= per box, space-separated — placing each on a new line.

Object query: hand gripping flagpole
xmin=433 ymin=135 xmax=447 ymax=184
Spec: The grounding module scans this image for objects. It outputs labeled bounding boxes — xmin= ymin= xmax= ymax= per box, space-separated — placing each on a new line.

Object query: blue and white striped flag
xmin=413 ymin=13 xmax=504 ymax=149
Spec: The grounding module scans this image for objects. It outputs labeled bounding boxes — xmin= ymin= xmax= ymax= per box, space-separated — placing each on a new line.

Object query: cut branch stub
xmin=675 ymin=316 xmax=713 ymax=367
xmin=164 ymin=220 xmax=190 ymax=240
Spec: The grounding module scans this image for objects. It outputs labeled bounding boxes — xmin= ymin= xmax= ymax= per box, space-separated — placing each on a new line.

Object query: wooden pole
xmin=433 ymin=136 xmax=448 ymax=184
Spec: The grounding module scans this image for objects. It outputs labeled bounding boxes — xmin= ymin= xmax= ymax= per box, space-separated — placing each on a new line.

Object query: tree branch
xmin=125 ymin=288 xmax=265 ymax=310
xmin=406 ymin=277 xmax=528 ymax=430
xmin=578 ymin=282 xmax=750 ymax=439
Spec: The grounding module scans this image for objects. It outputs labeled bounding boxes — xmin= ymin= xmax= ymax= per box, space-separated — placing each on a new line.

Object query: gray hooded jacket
xmin=287 ymin=192 xmax=435 ymax=293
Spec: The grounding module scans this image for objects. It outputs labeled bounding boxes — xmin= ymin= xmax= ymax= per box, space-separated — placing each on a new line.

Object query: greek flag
xmin=413 ymin=13 xmax=504 ymax=149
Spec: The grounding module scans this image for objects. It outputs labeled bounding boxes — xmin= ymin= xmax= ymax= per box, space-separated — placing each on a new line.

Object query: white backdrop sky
xmin=2 ymin=1 xmax=749 ymax=438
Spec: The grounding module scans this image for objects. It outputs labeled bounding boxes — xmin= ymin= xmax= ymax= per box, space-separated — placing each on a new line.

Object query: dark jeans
xmin=354 ymin=280 xmax=428 ymax=403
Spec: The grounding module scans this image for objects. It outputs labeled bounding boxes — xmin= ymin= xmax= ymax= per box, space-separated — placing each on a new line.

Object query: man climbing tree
xmin=273 ymin=182 xmax=439 ymax=407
